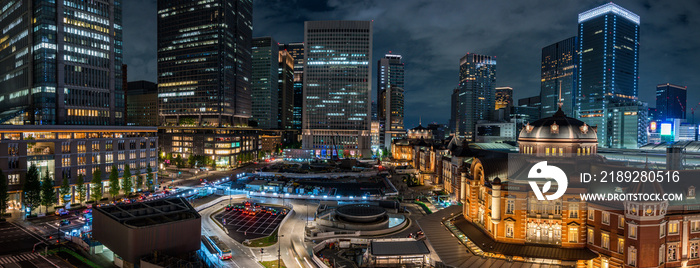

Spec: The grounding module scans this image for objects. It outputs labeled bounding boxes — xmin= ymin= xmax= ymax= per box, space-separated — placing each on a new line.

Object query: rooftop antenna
xmin=419 ymin=116 xmax=422 ymax=126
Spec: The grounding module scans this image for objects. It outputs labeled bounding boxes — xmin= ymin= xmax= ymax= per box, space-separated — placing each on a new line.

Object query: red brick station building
xmin=397 ymin=108 xmax=700 ymax=267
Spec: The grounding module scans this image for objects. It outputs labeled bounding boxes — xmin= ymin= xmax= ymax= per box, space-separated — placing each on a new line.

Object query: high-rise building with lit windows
xmin=157 ymin=0 xmax=253 ymax=127
xmin=0 ymin=0 xmax=124 ymax=125
xmin=377 ymin=54 xmax=405 ymax=150
xmin=656 ymin=83 xmax=687 ymax=121
xmin=279 ymin=43 xmax=304 ymax=130
xmin=277 ymin=49 xmax=294 ymax=129
xmin=454 ymin=53 xmax=496 ymax=139
xmin=576 ymin=2 xmax=640 ymax=147
xmin=540 ymin=37 xmax=577 ymax=118
xmin=302 ymin=21 xmax=372 ymax=158
xmin=251 ymin=37 xmax=279 ymax=129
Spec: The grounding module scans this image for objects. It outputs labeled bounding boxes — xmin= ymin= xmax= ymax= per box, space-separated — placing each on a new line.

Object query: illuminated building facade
xmin=278 ymin=49 xmax=294 ymax=129
xmin=541 ymin=37 xmax=577 ymax=118
xmin=656 ymin=83 xmax=687 ymax=121
xmin=157 ymin=0 xmax=253 ymax=127
xmin=577 ymin=2 xmax=640 ymax=147
xmin=251 ymin=37 xmax=279 ymax=129
xmin=126 ymin=81 xmax=158 ymax=126
xmin=0 ymin=0 xmax=124 ymax=125
xmin=454 ymin=53 xmax=497 ymax=140
xmin=0 ymin=125 xmax=157 ymax=213
xmin=279 ymin=43 xmax=304 ymax=130
xmin=302 ymin=21 xmax=372 ymax=158
xmin=158 ymin=127 xmax=260 ymax=168
xmin=607 ymin=102 xmax=648 ymax=149
xmin=494 ymin=87 xmax=513 ymax=111
xmin=377 ymin=54 xmax=405 ymax=150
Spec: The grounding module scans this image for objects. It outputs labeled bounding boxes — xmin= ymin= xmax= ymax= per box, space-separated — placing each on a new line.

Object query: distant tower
xmin=456 ymin=53 xmax=497 ymax=140
xmin=251 ymin=37 xmax=279 ymax=129
xmin=279 ymin=43 xmax=305 ymax=130
xmin=377 ymin=54 xmax=406 ymax=149
xmin=656 ymin=83 xmax=687 ymax=121
xmin=541 ymin=37 xmax=577 ymax=118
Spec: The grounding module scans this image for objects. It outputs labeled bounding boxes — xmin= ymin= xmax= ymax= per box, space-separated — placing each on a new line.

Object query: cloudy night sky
xmin=123 ymin=0 xmax=700 ymax=128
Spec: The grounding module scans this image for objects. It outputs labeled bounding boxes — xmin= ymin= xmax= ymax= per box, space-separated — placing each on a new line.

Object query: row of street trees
xmin=15 ymin=164 xmax=156 ymax=215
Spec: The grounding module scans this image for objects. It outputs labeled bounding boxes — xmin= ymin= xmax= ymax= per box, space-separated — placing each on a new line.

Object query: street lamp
xmin=278 ymin=233 xmax=284 ymax=268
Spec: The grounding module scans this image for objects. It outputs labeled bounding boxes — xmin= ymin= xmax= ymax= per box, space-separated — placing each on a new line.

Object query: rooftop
xmin=94 ymin=198 xmax=200 ymax=228
xmin=370 ymin=240 xmax=429 ymax=256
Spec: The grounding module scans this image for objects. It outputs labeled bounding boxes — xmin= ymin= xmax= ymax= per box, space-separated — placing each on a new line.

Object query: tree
xmin=188 ymin=155 xmax=196 ymax=168
xmin=134 ymin=169 xmax=143 ymax=192
xmin=0 ymin=169 xmax=8 ymax=217
xmin=59 ymin=174 xmax=71 ymax=205
xmin=122 ymin=164 xmax=133 ymax=197
xmin=23 ymin=165 xmax=42 ymax=214
xmin=108 ymin=166 xmax=120 ymax=200
xmin=175 ymin=155 xmax=184 ymax=169
xmin=40 ymin=171 xmax=56 ymax=214
xmin=146 ymin=164 xmax=154 ymax=191
xmin=91 ymin=169 xmax=103 ymax=202
xmin=76 ymin=174 xmax=86 ymax=204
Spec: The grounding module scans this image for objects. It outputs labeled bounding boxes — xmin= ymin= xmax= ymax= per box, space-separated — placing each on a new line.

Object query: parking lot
xmin=214 ymin=203 xmax=288 ymax=242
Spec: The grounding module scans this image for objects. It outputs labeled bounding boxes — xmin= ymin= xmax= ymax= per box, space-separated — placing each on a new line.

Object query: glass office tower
xmin=656 ymin=83 xmax=687 ymax=121
xmin=540 ymin=37 xmax=577 ymax=118
xmin=0 ymin=0 xmax=124 ymax=125
xmin=157 ymin=0 xmax=253 ymax=127
xmin=377 ymin=54 xmax=405 ymax=150
xmin=280 ymin=43 xmax=304 ymax=130
xmin=278 ymin=49 xmax=294 ymax=129
xmin=577 ymin=3 xmax=640 ymax=147
xmin=251 ymin=37 xmax=279 ymax=129
xmin=456 ymin=53 xmax=496 ymax=140
xmin=302 ymin=21 xmax=372 ymax=158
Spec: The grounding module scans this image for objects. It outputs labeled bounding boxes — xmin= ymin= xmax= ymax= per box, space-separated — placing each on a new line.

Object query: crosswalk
xmin=0 ymin=253 xmax=40 ymax=265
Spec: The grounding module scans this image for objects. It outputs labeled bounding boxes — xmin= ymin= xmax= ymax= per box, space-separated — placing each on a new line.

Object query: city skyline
xmin=121 ymin=0 xmax=699 ymax=128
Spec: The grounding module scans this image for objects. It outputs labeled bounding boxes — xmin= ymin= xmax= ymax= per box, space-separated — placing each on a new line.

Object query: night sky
xmin=123 ymin=0 xmax=700 ymax=128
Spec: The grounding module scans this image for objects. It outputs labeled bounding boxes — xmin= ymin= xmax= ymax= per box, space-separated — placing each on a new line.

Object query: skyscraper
xmin=251 ymin=37 xmax=279 ymax=129
xmin=0 ymin=0 xmax=124 ymax=125
xmin=126 ymin=81 xmax=158 ymax=126
xmin=656 ymin=83 xmax=687 ymax=121
xmin=377 ymin=54 xmax=405 ymax=149
xmin=541 ymin=37 xmax=577 ymax=118
xmin=278 ymin=49 xmax=294 ymax=129
xmin=280 ymin=43 xmax=304 ymax=130
xmin=577 ymin=3 xmax=640 ymax=147
xmin=302 ymin=21 xmax=372 ymax=158
xmin=157 ymin=0 xmax=253 ymax=127
xmin=455 ymin=53 xmax=496 ymax=139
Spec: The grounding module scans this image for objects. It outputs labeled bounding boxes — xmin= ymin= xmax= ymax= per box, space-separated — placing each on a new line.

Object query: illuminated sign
xmin=660 ymin=123 xmax=672 ymax=136
xmin=650 ymin=121 xmax=657 ymax=131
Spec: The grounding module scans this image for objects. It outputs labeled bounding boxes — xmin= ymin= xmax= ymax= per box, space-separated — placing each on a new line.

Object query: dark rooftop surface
xmin=94 ymin=197 xmax=200 ymax=227
xmin=370 ymin=240 xmax=429 ymax=256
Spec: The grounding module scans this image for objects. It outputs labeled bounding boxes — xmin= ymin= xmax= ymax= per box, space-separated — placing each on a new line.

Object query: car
xmin=55 ymin=209 xmax=69 ymax=216
xmin=60 ymin=219 xmax=71 ymax=226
